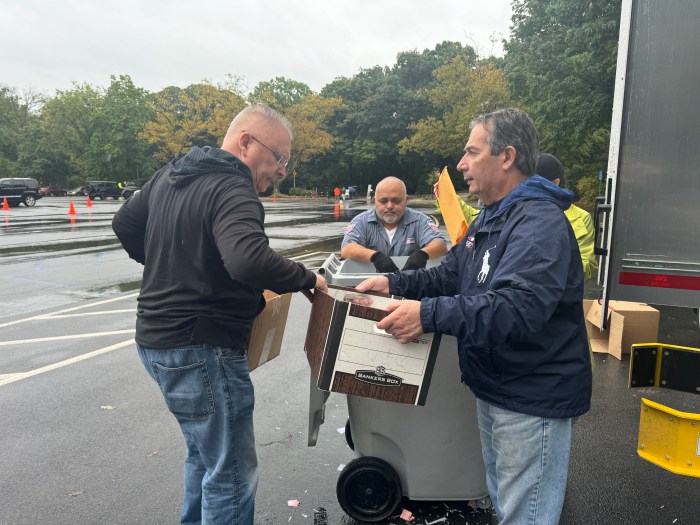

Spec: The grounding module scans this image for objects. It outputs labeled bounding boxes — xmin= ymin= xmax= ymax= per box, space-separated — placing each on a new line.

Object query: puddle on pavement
xmin=279 ymin=237 xmax=344 ymax=261
xmin=264 ymin=210 xmax=364 ymax=229
xmin=88 ymin=279 xmax=143 ymax=296
xmin=0 ymin=238 xmax=121 ymax=256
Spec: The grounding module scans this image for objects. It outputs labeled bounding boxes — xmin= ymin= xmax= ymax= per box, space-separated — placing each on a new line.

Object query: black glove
xmin=370 ymin=251 xmax=400 ymax=273
xmin=402 ymin=249 xmax=429 ymax=270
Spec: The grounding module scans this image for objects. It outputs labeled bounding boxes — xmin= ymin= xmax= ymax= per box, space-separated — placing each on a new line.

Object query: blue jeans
xmin=476 ymin=399 xmax=574 ymax=525
xmin=137 ymin=343 xmax=257 ymax=525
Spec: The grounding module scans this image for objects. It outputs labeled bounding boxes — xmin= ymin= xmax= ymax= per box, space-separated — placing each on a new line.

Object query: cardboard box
xmin=247 ymin=290 xmax=292 ymax=372
xmin=304 ymin=285 xmax=441 ymax=405
xmin=584 ymin=300 xmax=660 ymax=360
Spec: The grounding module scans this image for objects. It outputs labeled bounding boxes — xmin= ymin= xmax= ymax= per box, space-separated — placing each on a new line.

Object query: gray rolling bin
xmin=308 ymin=254 xmax=489 ymax=523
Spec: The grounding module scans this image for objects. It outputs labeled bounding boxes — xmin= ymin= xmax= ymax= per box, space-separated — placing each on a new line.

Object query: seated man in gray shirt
xmin=341 ymin=176 xmax=448 ymax=272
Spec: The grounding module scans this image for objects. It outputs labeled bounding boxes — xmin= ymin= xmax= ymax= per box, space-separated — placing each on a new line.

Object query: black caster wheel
xmin=336 ymin=456 xmax=402 ymax=523
xmin=344 ymin=417 xmax=354 ymax=451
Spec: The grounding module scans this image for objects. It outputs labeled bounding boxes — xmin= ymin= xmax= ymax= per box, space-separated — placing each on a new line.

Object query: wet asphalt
xmin=0 ymin=197 xmax=699 ymax=525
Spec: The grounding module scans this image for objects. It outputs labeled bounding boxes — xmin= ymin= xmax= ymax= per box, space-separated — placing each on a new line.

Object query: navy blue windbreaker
xmin=388 ymin=175 xmax=592 ymax=418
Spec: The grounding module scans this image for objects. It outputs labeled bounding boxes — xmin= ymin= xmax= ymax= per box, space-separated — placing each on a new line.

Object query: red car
xmin=38 ymin=186 xmax=68 ymax=197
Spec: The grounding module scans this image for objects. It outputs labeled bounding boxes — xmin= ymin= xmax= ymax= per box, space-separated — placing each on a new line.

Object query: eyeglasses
xmin=250 ymin=135 xmax=288 ymax=169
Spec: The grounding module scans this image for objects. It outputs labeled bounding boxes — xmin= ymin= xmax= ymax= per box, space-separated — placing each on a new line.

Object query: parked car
xmin=67 ymin=186 xmax=88 ymax=196
xmin=38 ymin=186 xmax=68 ymax=197
xmin=84 ymin=181 xmax=121 ymax=200
xmin=0 ymin=178 xmax=42 ymax=207
xmin=120 ymin=183 xmax=140 ymax=199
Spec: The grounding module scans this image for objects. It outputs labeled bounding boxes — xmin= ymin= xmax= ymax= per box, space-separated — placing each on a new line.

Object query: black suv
xmin=0 ymin=178 xmax=42 ymax=207
xmin=84 ymin=181 xmax=122 ymax=200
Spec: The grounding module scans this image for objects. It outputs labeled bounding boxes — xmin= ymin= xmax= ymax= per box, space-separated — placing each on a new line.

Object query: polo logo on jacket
xmin=478 ymin=246 xmax=495 ymax=283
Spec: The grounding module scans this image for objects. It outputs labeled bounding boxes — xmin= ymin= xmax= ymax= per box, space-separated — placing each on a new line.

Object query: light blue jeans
xmin=476 ymin=399 xmax=574 ymax=525
xmin=137 ymin=343 xmax=257 ymax=525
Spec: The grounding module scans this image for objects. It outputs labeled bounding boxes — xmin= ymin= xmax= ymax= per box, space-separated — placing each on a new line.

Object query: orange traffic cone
xmin=2 ymin=197 xmax=9 ymax=211
xmin=86 ymin=195 xmax=92 ymax=207
xmin=68 ymin=200 xmax=76 ymax=215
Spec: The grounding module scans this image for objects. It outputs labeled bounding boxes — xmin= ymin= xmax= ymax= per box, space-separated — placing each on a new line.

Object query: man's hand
xmin=370 ymin=251 xmax=399 ymax=273
xmin=355 ymin=276 xmax=390 ymax=294
xmin=315 ymin=274 xmax=328 ymax=293
xmin=402 ymin=249 xmax=428 ymax=271
xmin=302 ymin=274 xmax=328 ymax=303
xmin=377 ymin=300 xmax=424 ymax=344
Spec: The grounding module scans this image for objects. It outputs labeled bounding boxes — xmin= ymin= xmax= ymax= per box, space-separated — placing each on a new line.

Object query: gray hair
xmin=470 ymin=108 xmax=539 ymax=176
xmin=230 ymin=104 xmax=294 ymax=140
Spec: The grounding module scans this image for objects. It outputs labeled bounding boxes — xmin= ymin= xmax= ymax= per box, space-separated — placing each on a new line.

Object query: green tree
xmin=315 ymin=42 xmax=481 ymax=193
xmin=286 ymin=95 xmax=343 ymax=164
xmin=16 ymin=123 xmax=74 ymax=185
xmin=0 ymin=86 xmax=21 ymax=177
xmin=394 ymin=41 xmax=477 ymax=90
xmin=399 ymin=58 xmax=513 ymax=186
xmin=249 ymin=77 xmax=313 ymax=109
xmin=83 ymin=75 xmax=156 ymax=184
xmin=0 ymin=86 xmax=46 ymax=178
xmin=504 ymin=0 xmax=621 ymax=193
xmin=141 ymin=82 xmax=246 ymax=165
xmin=39 ymin=83 xmax=103 ymax=181
xmin=575 ymin=173 xmax=601 ymax=211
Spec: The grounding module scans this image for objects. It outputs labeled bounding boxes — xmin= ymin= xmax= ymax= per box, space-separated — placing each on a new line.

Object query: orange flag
xmin=436 ymin=167 xmax=468 ymax=246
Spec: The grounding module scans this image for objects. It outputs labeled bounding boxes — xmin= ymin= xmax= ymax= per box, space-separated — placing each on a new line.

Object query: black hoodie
xmin=112 ymin=146 xmax=316 ymax=349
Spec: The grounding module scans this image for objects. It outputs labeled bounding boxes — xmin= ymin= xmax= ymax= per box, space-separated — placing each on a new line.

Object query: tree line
xmin=0 ymin=0 xmax=620 ymax=209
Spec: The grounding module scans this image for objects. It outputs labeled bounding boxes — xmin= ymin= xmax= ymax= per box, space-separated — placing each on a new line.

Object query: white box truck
xmin=599 ymin=0 xmax=700 ymax=312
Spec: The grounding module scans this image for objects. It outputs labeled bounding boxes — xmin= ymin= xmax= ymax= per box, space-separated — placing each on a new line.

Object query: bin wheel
xmin=336 ymin=456 xmax=402 ymax=523
xmin=344 ymin=418 xmax=354 ymax=451
xmin=476 ymin=495 xmax=492 ymax=509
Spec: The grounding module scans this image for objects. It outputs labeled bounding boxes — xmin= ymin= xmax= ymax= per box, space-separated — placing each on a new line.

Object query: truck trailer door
xmin=600 ymin=0 xmax=700 ymax=317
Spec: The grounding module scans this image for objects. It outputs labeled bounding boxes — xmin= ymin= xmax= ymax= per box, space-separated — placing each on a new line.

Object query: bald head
xmin=222 ymin=105 xmax=293 ymax=153
xmin=375 ymin=176 xmax=406 ymax=196
xmin=221 ymin=105 xmax=293 ymax=194
xmin=374 ymin=177 xmax=408 ymax=229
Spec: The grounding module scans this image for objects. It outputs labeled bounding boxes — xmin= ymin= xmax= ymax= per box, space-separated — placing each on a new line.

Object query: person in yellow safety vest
xmin=536 ymin=153 xmax=598 ymax=281
xmin=433 ymin=189 xmax=480 ymax=227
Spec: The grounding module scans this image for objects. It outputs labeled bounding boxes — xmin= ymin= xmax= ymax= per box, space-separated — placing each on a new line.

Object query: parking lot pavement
xmin=1 ymin=289 xmax=699 ymax=525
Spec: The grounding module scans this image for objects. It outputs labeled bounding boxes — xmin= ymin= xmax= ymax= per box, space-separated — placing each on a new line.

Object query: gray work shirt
xmin=341 ymin=207 xmax=445 ymax=256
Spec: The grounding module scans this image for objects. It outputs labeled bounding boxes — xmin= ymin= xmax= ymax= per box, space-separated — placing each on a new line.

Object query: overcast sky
xmin=2 ymin=0 xmax=513 ymax=96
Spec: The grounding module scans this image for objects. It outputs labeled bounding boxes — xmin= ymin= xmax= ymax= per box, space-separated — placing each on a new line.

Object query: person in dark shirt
xmin=341 ymin=176 xmax=447 ymax=272
xmin=112 ymin=105 xmax=326 ymax=525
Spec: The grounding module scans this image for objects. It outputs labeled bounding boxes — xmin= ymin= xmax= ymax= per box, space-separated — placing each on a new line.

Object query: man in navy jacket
xmin=357 ymin=108 xmax=591 ymax=525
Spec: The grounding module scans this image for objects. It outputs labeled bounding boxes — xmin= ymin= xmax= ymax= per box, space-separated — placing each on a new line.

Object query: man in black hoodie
xmin=112 ymin=105 xmax=326 ymax=525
